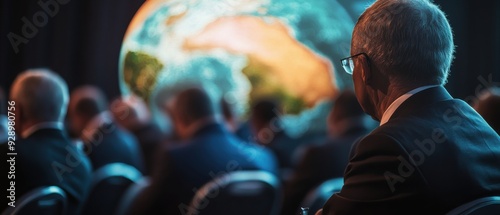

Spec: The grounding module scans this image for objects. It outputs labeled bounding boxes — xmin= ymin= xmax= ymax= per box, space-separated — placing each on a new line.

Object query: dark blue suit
xmin=127 ymin=122 xmax=278 ymax=215
xmin=282 ymin=126 xmax=369 ymax=215
xmin=84 ymin=123 xmax=145 ymax=173
xmin=322 ymin=86 xmax=500 ymax=214
xmin=0 ymin=128 xmax=92 ymax=215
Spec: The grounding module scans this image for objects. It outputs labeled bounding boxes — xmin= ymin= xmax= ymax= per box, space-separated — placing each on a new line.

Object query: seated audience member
xmin=220 ymin=97 xmax=238 ymax=133
xmin=473 ymin=87 xmax=500 ymax=134
xmin=127 ymin=88 xmax=277 ymax=215
xmin=110 ymin=95 xmax=165 ymax=175
xmin=282 ymin=90 xmax=371 ymax=215
xmin=220 ymin=97 xmax=255 ymax=143
xmin=0 ymin=87 xmax=7 ymax=143
xmin=0 ymin=69 xmax=92 ymax=214
xmin=319 ymin=0 xmax=500 ymax=214
xmin=67 ymin=86 xmax=144 ymax=173
xmin=250 ymin=98 xmax=298 ymax=169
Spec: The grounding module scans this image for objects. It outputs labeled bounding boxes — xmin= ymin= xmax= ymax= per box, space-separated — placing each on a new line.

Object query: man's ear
xmin=359 ymin=55 xmax=372 ymax=84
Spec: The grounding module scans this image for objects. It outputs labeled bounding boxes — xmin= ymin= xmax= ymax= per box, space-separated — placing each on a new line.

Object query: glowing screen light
xmin=119 ymin=0 xmax=360 ymax=136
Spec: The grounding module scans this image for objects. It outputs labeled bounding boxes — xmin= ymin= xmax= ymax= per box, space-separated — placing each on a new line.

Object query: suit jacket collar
xmin=26 ymin=127 xmax=67 ymax=140
xmin=192 ymin=121 xmax=225 ymax=138
xmin=389 ymin=86 xmax=453 ymax=122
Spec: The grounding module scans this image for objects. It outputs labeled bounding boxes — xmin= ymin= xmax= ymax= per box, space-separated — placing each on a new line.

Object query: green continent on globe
xmin=242 ymin=57 xmax=306 ymax=114
xmin=184 ymin=16 xmax=338 ymax=114
xmin=123 ymin=51 xmax=164 ymax=102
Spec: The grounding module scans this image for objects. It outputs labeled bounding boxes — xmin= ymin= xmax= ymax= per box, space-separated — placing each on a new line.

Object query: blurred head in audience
xmin=110 ymin=94 xmax=151 ymax=131
xmin=349 ymin=0 xmax=454 ymax=120
xmin=473 ymin=87 xmax=500 ymax=134
xmin=0 ymin=86 xmax=7 ymax=142
xmin=221 ymin=97 xmax=238 ymax=132
xmin=327 ymin=90 xmax=368 ymax=137
xmin=67 ymin=86 xmax=108 ymax=137
xmin=10 ymin=69 xmax=69 ymax=134
xmin=167 ymin=88 xmax=215 ymax=140
xmin=249 ymin=98 xmax=281 ymax=135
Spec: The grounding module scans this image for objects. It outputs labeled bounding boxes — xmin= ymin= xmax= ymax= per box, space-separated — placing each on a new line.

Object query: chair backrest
xmin=187 ymin=171 xmax=281 ymax=215
xmin=446 ymin=196 xmax=500 ymax=215
xmin=82 ymin=163 xmax=142 ymax=215
xmin=1 ymin=186 xmax=66 ymax=215
xmin=300 ymin=177 xmax=344 ymax=214
xmin=114 ymin=177 xmax=151 ymax=215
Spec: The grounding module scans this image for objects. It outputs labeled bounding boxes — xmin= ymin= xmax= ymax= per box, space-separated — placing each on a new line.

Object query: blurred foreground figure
xmin=67 ymin=86 xmax=144 ymax=173
xmin=473 ymin=87 xmax=500 ymax=134
xmin=0 ymin=87 xmax=7 ymax=142
xmin=110 ymin=95 xmax=165 ymax=175
xmin=320 ymin=0 xmax=500 ymax=214
xmin=250 ymin=98 xmax=298 ymax=169
xmin=0 ymin=69 xmax=92 ymax=214
xmin=127 ymin=88 xmax=277 ymax=215
xmin=282 ymin=90 xmax=371 ymax=215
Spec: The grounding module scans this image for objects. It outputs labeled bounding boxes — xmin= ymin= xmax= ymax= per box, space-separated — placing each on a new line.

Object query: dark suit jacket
xmin=84 ymin=123 xmax=144 ymax=173
xmin=322 ymin=86 xmax=500 ymax=214
xmin=127 ymin=122 xmax=278 ymax=215
xmin=0 ymin=128 xmax=92 ymax=215
xmin=281 ymin=127 xmax=369 ymax=215
xmin=129 ymin=122 xmax=164 ymax=175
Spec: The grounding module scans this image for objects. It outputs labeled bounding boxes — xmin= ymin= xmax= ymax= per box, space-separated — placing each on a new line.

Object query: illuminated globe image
xmin=119 ymin=0 xmax=360 ymax=136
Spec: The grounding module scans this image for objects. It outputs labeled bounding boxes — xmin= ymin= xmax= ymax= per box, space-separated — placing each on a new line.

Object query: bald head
xmin=68 ymin=86 xmax=108 ymax=136
xmin=10 ymin=69 xmax=69 ymax=124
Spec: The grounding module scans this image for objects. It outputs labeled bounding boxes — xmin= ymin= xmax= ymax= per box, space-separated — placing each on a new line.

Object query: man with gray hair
xmin=0 ymin=69 xmax=92 ymax=215
xmin=318 ymin=0 xmax=500 ymax=214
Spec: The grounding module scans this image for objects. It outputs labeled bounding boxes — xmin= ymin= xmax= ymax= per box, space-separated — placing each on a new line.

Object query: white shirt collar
xmin=22 ymin=121 xmax=64 ymax=138
xmin=81 ymin=111 xmax=113 ymax=141
xmin=379 ymin=85 xmax=438 ymax=125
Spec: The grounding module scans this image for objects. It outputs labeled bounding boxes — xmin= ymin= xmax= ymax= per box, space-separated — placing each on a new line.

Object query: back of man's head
xmin=353 ymin=0 xmax=454 ymax=85
xmin=330 ymin=90 xmax=365 ymax=124
xmin=474 ymin=87 xmax=500 ymax=134
xmin=70 ymin=86 xmax=108 ymax=119
xmin=173 ymin=88 xmax=214 ymax=126
xmin=327 ymin=89 xmax=369 ymax=137
xmin=10 ymin=69 xmax=69 ymax=123
xmin=250 ymin=98 xmax=281 ymax=127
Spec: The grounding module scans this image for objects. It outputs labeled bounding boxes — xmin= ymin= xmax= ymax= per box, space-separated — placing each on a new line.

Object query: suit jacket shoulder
xmin=323 ymin=87 xmax=500 ymax=215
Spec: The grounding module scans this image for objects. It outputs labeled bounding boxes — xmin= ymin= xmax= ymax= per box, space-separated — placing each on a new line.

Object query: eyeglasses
xmin=340 ymin=53 xmax=369 ymax=75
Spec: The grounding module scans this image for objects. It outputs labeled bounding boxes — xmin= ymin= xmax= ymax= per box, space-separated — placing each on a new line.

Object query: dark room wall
xmin=1 ymin=0 xmax=499 ymax=101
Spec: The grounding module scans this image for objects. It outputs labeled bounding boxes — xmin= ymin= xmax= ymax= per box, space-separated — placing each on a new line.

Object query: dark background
xmin=1 ymin=0 xmax=499 ymax=101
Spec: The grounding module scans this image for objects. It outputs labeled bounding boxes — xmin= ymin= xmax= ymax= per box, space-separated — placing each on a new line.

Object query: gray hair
xmin=352 ymin=0 xmax=454 ymax=85
xmin=10 ymin=68 xmax=69 ymax=122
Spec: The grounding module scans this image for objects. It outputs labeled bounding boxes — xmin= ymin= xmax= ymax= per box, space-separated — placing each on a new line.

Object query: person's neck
xmin=20 ymin=121 xmax=36 ymax=135
xmin=20 ymin=120 xmax=62 ymax=138
xmin=374 ymin=83 xmax=425 ymax=120
xmin=180 ymin=116 xmax=216 ymax=140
